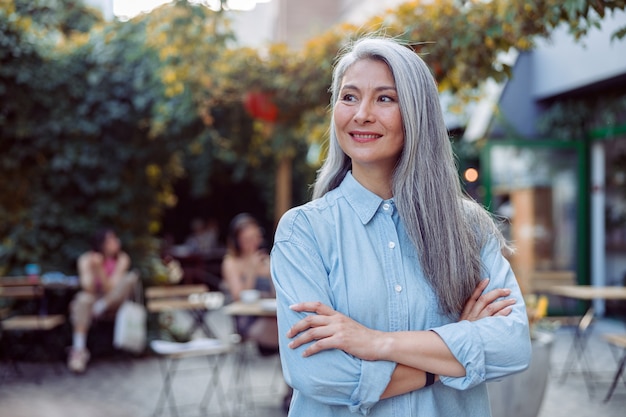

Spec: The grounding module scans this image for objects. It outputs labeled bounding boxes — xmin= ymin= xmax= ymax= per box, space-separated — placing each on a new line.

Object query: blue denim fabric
xmin=271 ymin=172 xmax=531 ymax=417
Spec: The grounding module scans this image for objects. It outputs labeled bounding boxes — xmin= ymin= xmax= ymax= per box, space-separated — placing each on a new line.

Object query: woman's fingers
xmin=460 ymin=278 xmax=490 ymax=319
xmin=288 ymin=321 xmax=333 ymax=350
xmin=471 ymin=278 xmax=490 ymax=299
xmin=476 ymin=288 xmax=512 ymax=310
xmin=480 ymin=297 xmax=516 ymax=318
xmin=461 ymin=278 xmax=516 ymax=321
xmin=286 ymin=301 xmax=336 ymax=339
xmin=287 ymin=302 xmax=341 ymax=354
xmin=289 ymin=301 xmax=336 ymax=314
xmin=286 ymin=301 xmax=377 ymax=359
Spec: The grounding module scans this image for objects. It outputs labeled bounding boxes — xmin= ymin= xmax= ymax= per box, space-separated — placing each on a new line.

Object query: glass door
xmin=481 ymin=140 xmax=588 ymax=311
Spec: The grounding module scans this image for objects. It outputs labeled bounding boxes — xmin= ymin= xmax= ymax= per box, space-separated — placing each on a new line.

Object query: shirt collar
xmin=339 ymin=172 xmax=385 ymax=225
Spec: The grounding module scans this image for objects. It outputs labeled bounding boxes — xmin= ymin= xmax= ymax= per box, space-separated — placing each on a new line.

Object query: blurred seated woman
xmin=221 ymin=213 xmax=278 ymax=354
xmin=68 ymin=228 xmax=138 ymax=373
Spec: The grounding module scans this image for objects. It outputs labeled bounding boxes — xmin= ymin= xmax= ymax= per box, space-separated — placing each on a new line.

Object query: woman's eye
xmin=341 ymin=93 xmax=357 ymax=102
xmin=379 ymin=95 xmax=395 ymax=103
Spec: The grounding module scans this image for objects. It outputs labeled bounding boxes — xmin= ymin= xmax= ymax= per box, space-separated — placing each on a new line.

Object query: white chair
xmin=150 ymin=291 xmax=234 ymax=417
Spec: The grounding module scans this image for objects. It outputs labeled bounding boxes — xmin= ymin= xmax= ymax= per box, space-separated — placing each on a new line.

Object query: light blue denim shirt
xmin=271 ymin=172 xmax=531 ymax=417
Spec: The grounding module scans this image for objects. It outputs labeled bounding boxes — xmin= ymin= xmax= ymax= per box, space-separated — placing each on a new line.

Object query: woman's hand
xmin=287 ymin=302 xmax=381 ymax=360
xmin=460 ymin=278 xmax=516 ymax=322
xmin=287 ymin=279 xmax=516 ymax=359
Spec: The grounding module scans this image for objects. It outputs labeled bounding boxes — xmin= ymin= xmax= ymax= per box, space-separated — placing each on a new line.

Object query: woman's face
xmin=333 ymin=58 xmax=404 ymax=176
xmin=238 ymin=223 xmax=263 ymax=255
xmin=102 ymin=231 xmax=121 ymax=256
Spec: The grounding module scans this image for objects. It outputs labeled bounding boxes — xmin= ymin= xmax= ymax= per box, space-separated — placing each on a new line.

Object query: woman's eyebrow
xmin=340 ymin=84 xmax=397 ymax=92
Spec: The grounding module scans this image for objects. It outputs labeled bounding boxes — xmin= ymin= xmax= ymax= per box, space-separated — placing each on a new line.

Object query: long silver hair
xmin=313 ymin=37 xmax=508 ymax=316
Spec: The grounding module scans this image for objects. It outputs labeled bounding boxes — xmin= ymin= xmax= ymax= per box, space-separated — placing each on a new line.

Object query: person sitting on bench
xmin=67 ymin=228 xmax=138 ymax=373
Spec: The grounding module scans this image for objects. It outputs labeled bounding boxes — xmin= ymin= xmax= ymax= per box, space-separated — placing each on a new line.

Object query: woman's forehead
xmin=340 ymin=59 xmax=395 ymax=87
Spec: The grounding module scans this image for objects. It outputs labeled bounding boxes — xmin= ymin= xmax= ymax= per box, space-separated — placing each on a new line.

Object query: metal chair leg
xmin=153 ymin=357 xmax=180 ymax=417
xmin=199 ymin=353 xmax=230 ymax=417
xmin=559 ymin=308 xmax=596 ymax=397
xmin=604 ymin=351 xmax=626 ymax=403
xmin=231 ymin=342 xmax=256 ymax=415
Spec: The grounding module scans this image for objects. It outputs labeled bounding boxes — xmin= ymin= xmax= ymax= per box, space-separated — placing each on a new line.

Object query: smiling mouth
xmin=350 ymin=133 xmax=382 ymax=142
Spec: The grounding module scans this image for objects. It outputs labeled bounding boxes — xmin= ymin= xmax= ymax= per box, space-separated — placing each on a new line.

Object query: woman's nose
xmin=353 ymin=101 xmax=374 ymax=124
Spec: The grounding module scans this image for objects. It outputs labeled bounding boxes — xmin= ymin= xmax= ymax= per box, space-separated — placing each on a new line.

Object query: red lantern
xmin=243 ymin=91 xmax=278 ymax=122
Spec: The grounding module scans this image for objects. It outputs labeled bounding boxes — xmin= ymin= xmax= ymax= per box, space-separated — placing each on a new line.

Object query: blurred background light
xmin=464 ymin=167 xmax=479 ymax=183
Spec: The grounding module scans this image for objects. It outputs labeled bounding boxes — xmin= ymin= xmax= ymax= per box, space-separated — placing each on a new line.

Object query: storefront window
xmin=485 ymin=143 xmax=582 ymax=299
xmin=605 ymin=138 xmax=626 ymax=291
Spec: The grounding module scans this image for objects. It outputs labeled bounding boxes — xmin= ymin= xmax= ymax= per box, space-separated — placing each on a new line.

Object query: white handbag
xmin=113 ymin=279 xmax=147 ymax=353
xmin=114 ymin=300 xmax=147 ymax=353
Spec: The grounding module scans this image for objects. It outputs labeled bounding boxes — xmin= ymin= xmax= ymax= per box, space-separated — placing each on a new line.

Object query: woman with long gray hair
xmin=271 ymin=37 xmax=531 ymax=416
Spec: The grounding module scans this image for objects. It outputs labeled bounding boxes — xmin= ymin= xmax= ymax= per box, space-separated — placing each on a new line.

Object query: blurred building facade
xmin=473 ymin=10 xmax=626 ymax=315
xmin=232 ymin=0 xmax=407 ymax=47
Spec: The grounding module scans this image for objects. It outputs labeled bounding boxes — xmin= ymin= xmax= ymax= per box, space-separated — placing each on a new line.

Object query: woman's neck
xmin=352 ymin=166 xmax=394 ymax=199
xmin=102 ymin=251 xmax=117 ymax=260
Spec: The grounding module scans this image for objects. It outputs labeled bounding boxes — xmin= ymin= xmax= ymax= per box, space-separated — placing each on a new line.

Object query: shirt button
xmin=395 ymin=284 xmax=402 ymax=293
xmin=388 ymin=241 xmax=396 ymax=249
xmin=383 ymin=203 xmax=391 ymax=211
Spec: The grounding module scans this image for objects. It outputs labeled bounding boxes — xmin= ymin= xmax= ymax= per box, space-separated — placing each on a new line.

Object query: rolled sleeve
xmin=350 ymin=360 xmax=396 ymax=414
xmin=431 ymin=236 xmax=532 ymax=390
xmin=433 ymin=320 xmax=486 ymax=389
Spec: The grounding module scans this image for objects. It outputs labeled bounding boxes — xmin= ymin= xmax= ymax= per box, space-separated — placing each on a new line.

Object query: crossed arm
xmin=78 ymin=251 xmax=131 ymax=294
xmin=286 ymin=278 xmax=516 ymax=399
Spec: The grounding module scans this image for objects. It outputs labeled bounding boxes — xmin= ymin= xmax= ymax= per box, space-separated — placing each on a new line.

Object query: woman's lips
xmin=350 ymin=132 xmax=382 ymax=143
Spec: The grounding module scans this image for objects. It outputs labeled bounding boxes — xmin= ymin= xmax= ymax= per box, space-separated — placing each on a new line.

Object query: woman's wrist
xmin=373 ymin=330 xmax=395 ymax=361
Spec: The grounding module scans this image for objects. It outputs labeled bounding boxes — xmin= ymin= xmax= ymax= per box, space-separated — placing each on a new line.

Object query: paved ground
xmin=1 ymin=315 xmax=625 ymax=417
xmin=536 ymin=317 xmax=626 ymax=417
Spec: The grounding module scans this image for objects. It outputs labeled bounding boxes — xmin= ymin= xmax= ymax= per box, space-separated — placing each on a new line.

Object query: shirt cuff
xmin=349 ymin=359 xmax=395 ymax=415
xmin=431 ymin=321 xmax=486 ymax=390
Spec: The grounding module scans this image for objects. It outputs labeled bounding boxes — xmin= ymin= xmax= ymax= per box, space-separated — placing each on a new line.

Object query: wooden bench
xmin=603 ymin=333 xmax=626 ymax=402
xmin=0 ymin=277 xmax=66 ymax=328
xmin=0 ymin=276 xmax=67 ymax=376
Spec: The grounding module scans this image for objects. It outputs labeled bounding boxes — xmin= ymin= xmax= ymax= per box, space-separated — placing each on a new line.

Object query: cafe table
xmin=145 ymin=284 xmax=223 ymax=339
xmin=549 ymin=285 xmax=626 ymax=397
xmin=222 ymin=298 xmax=277 ymax=317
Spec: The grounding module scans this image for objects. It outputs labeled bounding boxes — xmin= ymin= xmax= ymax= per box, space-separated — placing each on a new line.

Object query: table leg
xmin=559 ymin=307 xmax=597 ymax=397
xmin=604 ymin=351 xmax=626 ymax=402
xmin=183 ymin=309 xmax=216 ymax=339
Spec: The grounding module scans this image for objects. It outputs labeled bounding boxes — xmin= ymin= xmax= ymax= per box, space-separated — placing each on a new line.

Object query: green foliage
xmin=9 ymin=0 xmax=102 ymax=36
xmin=358 ymin=0 xmax=626 ymax=92
xmin=1 ymin=0 xmax=625 ymax=277
xmin=0 ymin=2 xmax=185 ymax=274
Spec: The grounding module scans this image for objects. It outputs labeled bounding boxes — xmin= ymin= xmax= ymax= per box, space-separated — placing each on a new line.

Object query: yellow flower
xmin=145 ymin=164 xmax=161 ymax=181
xmin=536 ymin=295 xmax=549 ymax=320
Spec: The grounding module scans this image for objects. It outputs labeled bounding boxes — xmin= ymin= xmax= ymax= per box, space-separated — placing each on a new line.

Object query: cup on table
xmin=240 ymin=289 xmax=260 ymax=304
xmin=24 ymin=263 xmax=41 ymax=283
